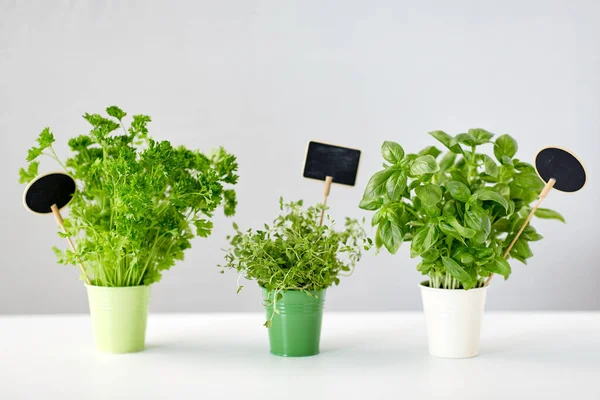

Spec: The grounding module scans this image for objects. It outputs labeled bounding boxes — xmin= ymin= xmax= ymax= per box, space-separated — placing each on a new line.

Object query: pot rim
xmin=259 ymin=285 xmax=325 ymax=293
xmin=85 ymin=284 xmax=150 ymax=290
xmin=419 ymin=280 xmax=488 ymax=292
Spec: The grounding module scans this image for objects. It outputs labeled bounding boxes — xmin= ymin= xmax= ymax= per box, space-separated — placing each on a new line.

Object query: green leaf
xmin=484 ymin=257 xmax=512 ymax=279
xmin=438 ymin=221 xmax=466 ymax=244
xmin=534 ymin=208 xmax=565 ymax=223
xmin=410 ymin=224 xmax=439 ymax=257
xmin=359 ymin=197 xmax=383 ymax=211
xmin=18 ymin=161 xmax=39 ymax=184
xmin=513 ymin=172 xmax=544 ymax=191
xmin=442 ymin=256 xmax=476 ymax=289
xmin=439 ymin=152 xmax=456 ymax=171
xmin=445 ymin=216 xmax=476 ymax=238
xmin=469 ymin=128 xmax=494 ymax=144
xmin=418 ymin=146 xmax=441 ymax=158
xmin=450 ymin=133 xmax=477 ymax=147
xmin=193 ymin=219 xmax=214 ymax=238
xmin=510 ymin=237 xmax=533 ymax=263
xmin=480 ymin=154 xmax=499 ymax=177
xmin=494 ymin=134 xmax=518 ymax=162
xmin=223 ymin=190 xmax=237 ymax=217
xmin=501 ymin=156 xmax=514 ymax=166
xmin=417 ymin=262 xmax=434 ymax=273
xmin=362 ymin=169 xmax=394 ymax=199
xmin=106 ymin=106 xmax=127 ymax=121
xmin=446 ymin=181 xmax=471 ymax=202
xmin=410 ymin=155 xmax=439 ymax=176
xmin=378 ymin=220 xmax=403 ymax=254
xmin=442 ymin=200 xmax=458 ymax=217
xmin=421 ymin=247 xmax=440 ymax=263
xmin=428 ymin=131 xmax=463 ymax=154
xmin=381 ymin=141 xmax=405 ymax=164
xmin=37 ymin=127 xmax=55 ymax=149
xmin=523 ymin=225 xmax=543 ymax=241
xmin=386 ymin=171 xmax=407 ymax=200
xmin=514 ymin=161 xmax=536 ymax=173
xmin=464 ymin=206 xmax=491 ymax=240
xmin=236 ymin=285 xmax=244 ymax=294
xmin=471 ymin=189 xmax=509 ymax=212
xmin=415 ymin=184 xmax=442 ymax=206
xmin=452 ymin=247 xmax=474 ymax=265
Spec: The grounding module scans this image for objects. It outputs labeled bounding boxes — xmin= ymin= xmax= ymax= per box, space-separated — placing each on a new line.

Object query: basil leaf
xmin=439 ymin=151 xmax=456 ymax=171
xmin=415 ymin=184 xmax=442 ymax=206
xmin=442 ymin=256 xmax=476 ymax=289
xmin=446 ymin=181 xmax=471 ymax=202
xmin=484 ymin=257 xmax=511 ymax=279
xmin=410 ymin=155 xmax=439 ymax=176
xmin=362 ymin=168 xmax=394 ymax=199
xmin=442 ymin=199 xmax=458 ymax=217
xmin=471 ymin=189 xmax=509 ymax=212
xmin=450 ymin=133 xmax=477 ymax=147
xmin=494 ymin=134 xmax=518 ymax=162
xmin=377 ymin=219 xmax=403 ymax=254
xmin=464 ymin=206 xmax=491 ymax=240
xmin=386 ymin=171 xmax=407 ymax=200
xmin=429 ymin=131 xmax=464 ymax=154
xmin=534 ymin=208 xmax=565 ymax=223
xmin=509 ymin=237 xmax=533 ymax=263
xmin=480 ymin=154 xmax=499 ymax=177
xmin=468 ymin=128 xmax=494 ymax=144
xmin=419 ymin=146 xmax=442 ymax=158
xmin=438 ymin=221 xmax=465 ymax=244
xmin=417 ymin=262 xmax=434 ymax=273
xmin=359 ymin=196 xmax=383 ymax=211
xmin=410 ymin=223 xmax=439 ymax=257
xmin=381 ymin=141 xmax=405 ymax=164
xmin=445 ymin=215 xmax=476 ymax=238
xmin=452 ymin=247 xmax=474 ymax=265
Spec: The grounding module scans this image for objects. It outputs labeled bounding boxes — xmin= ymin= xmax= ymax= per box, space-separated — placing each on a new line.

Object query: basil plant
xmin=359 ymin=130 xmax=564 ymax=289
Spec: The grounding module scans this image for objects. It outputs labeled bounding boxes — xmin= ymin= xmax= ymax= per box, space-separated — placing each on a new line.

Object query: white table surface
xmin=1 ymin=312 xmax=599 ymax=400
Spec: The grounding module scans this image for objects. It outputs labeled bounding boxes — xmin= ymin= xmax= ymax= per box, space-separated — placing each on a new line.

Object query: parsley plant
xmin=20 ymin=106 xmax=238 ymax=286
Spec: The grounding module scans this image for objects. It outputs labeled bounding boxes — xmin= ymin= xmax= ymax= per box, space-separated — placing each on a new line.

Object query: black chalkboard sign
xmin=23 ymin=172 xmax=76 ymax=214
xmin=303 ymin=141 xmax=361 ymax=186
xmin=535 ymin=147 xmax=586 ymax=193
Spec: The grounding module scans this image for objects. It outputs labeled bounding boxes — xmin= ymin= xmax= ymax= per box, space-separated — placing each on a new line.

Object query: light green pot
xmin=263 ymin=288 xmax=325 ymax=357
xmin=85 ymin=285 xmax=150 ymax=354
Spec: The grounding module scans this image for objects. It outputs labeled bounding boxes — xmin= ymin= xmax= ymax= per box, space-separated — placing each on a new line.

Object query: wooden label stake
xmin=319 ymin=176 xmax=333 ymax=226
xmin=24 ymin=172 xmax=90 ymax=284
xmin=485 ymin=146 xmax=586 ymax=287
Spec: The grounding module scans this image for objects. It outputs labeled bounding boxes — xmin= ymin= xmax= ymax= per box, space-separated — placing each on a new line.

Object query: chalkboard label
xmin=535 ymin=147 xmax=586 ymax=193
xmin=303 ymin=141 xmax=361 ymax=186
xmin=23 ymin=172 xmax=76 ymax=214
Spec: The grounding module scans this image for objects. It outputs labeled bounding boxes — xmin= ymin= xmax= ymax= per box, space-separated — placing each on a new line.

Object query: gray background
xmin=0 ymin=0 xmax=598 ymax=314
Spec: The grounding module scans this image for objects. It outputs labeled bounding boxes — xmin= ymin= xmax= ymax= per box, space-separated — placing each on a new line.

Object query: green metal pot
xmin=86 ymin=285 xmax=150 ymax=354
xmin=263 ymin=288 xmax=326 ymax=357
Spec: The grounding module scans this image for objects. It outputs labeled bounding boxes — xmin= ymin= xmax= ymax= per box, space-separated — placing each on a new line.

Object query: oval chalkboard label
xmin=535 ymin=147 xmax=586 ymax=193
xmin=23 ymin=172 xmax=76 ymax=214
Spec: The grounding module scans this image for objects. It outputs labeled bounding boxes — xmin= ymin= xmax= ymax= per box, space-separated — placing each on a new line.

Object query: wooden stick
xmin=484 ymin=178 xmax=556 ymax=287
xmin=319 ymin=176 xmax=333 ymax=227
xmin=51 ymin=204 xmax=91 ymax=285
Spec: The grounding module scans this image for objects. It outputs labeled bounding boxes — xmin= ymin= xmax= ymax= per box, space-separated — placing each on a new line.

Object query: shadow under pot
xmin=85 ymin=285 xmax=151 ymax=354
xmin=262 ymin=288 xmax=326 ymax=357
xmin=420 ymin=282 xmax=488 ymax=359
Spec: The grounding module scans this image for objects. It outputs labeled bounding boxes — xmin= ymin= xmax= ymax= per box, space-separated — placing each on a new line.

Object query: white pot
xmin=420 ymin=282 xmax=487 ymax=358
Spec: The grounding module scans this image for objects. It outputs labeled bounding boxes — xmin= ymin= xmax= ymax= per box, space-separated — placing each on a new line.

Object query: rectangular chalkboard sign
xmin=303 ymin=141 xmax=361 ymax=186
